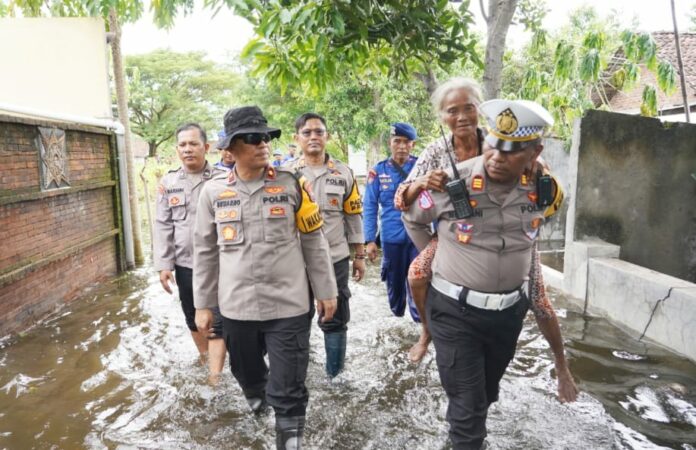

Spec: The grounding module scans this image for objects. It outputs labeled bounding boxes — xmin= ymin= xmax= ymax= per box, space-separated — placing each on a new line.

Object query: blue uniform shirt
xmin=363 ymin=155 xmax=417 ymax=244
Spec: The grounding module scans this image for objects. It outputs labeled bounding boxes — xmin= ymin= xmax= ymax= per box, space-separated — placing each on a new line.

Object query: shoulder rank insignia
xmin=521 ymin=174 xmax=528 ymax=186
xmin=327 ymin=160 xmax=336 ymax=170
xmin=227 ymin=171 xmax=236 ymax=184
xmin=266 ymin=166 xmax=276 ymax=180
xmin=471 ymin=175 xmax=484 ymax=191
xmin=527 ymin=192 xmax=537 ymax=203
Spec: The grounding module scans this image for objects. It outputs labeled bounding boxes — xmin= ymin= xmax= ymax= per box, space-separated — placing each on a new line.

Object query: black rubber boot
xmin=275 ymin=415 xmax=305 ymax=450
xmin=244 ymin=389 xmax=268 ymax=415
xmin=324 ymin=331 xmax=347 ymax=378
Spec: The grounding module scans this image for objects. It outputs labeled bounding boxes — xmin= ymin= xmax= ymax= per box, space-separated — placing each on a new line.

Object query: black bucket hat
xmin=216 ymin=106 xmax=281 ymax=149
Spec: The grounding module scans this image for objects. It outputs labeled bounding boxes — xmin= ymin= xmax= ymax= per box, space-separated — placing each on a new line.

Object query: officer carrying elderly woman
xmin=403 ymin=97 xmax=578 ymax=449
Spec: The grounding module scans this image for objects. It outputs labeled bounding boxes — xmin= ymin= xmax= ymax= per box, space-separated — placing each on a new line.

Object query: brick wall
xmin=0 ymin=115 xmax=123 ymax=336
xmin=0 ymin=238 xmax=117 ymax=330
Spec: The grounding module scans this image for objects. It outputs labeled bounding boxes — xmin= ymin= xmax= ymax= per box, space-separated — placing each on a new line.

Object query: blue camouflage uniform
xmin=363 ymin=123 xmax=420 ymax=321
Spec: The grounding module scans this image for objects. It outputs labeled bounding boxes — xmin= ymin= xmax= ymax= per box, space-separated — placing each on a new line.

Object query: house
xmin=599 ymin=32 xmax=696 ymax=121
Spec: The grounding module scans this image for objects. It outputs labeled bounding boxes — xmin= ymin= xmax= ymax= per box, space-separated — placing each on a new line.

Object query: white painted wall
xmin=0 ymin=18 xmax=112 ymax=120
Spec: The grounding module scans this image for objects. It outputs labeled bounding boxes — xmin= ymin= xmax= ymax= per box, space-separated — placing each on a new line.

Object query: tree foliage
xmin=208 ymin=0 xmax=480 ymax=95
xmin=505 ymin=6 xmax=678 ymax=140
xmin=125 ymin=50 xmax=239 ymax=157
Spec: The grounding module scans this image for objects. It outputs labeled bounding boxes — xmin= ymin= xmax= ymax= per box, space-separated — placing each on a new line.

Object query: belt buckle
xmin=487 ymin=294 xmax=503 ymax=310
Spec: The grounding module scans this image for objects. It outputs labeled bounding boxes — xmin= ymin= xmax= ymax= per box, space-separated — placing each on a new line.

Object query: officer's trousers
xmin=223 ymin=312 xmax=311 ymax=418
xmin=381 ymin=241 xmax=420 ymax=321
xmin=318 ymin=257 xmax=351 ymax=334
xmin=427 ymin=286 xmax=529 ymax=450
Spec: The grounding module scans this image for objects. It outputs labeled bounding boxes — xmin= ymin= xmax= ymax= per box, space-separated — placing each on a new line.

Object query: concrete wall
xmin=0 ymin=114 xmax=123 ymax=336
xmin=0 ymin=18 xmax=111 ymax=119
xmin=566 ymin=110 xmax=696 ymax=283
xmin=539 ymin=137 xmax=571 ymax=242
xmin=550 ymin=237 xmax=696 ymax=362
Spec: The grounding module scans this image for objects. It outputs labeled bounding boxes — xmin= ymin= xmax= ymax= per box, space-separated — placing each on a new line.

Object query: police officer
xmin=403 ymin=100 xmax=578 ymax=449
xmin=193 ymin=106 xmax=337 ymax=450
xmin=287 ymin=112 xmax=365 ymax=378
xmin=363 ymin=123 xmax=420 ymax=321
xmin=153 ymin=122 xmax=226 ymax=382
xmin=214 ymin=131 xmax=235 ymax=171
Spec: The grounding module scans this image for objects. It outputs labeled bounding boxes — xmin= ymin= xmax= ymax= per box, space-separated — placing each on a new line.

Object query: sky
xmin=121 ymin=0 xmax=694 ymax=59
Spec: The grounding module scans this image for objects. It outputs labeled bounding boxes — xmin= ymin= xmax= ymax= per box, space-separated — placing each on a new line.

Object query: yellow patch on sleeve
xmin=343 ymin=178 xmax=363 ymax=214
xmin=543 ymin=175 xmax=564 ymax=219
xmin=295 ymin=176 xmax=324 ymax=233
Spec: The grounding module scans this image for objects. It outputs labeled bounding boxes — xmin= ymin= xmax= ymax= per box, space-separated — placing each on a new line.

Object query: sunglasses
xmin=238 ymin=133 xmax=271 ymax=145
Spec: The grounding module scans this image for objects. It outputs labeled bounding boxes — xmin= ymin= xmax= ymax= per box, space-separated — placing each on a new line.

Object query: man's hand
xmin=316 ymin=298 xmax=337 ymax=323
xmin=352 ymin=258 xmax=366 ymax=282
xmin=366 ymin=242 xmax=379 ymax=262
xmin=417 ymin=170 xmax=448 ymax=192
xmin=556 ymin=364 xmax=579 ymax=403
xmin=195 ymin=308 xmax=214 ymax=337
xmin=159 ymin=270 xmax=176 ymax=294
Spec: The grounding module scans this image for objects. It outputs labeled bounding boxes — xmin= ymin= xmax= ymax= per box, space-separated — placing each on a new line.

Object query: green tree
xmin=504 ymin=6 xmax=677 ymax=139
xmin=125 ymin=50 xmax=239 ymax=157
xmin=223 ymin=0 xmax=480 ymax=95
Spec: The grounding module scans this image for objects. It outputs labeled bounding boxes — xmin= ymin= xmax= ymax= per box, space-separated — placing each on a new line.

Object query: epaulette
xmin=211 ymin=171 xmax=229 ymax=181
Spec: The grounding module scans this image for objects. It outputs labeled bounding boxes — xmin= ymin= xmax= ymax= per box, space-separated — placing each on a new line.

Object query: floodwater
xmin=1 ymin=260 xmax=695 ymax=449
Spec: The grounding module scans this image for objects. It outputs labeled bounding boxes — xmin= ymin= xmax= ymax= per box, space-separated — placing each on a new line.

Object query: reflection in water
xmin=0 ymin=261 xmax=695 ymax=449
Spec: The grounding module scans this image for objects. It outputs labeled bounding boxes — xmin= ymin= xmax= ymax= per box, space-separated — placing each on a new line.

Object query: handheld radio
xmin=440 ymin=126 xmax=474 ymax=219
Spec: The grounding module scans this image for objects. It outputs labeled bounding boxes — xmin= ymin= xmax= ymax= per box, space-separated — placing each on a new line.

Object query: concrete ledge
xmin=541 ymin=264 xmax=564 ymax=291
xmin=587 ymin=257 xmax=696 ymax=361
xmin=563 ymin=239 xmax=620 ymax=301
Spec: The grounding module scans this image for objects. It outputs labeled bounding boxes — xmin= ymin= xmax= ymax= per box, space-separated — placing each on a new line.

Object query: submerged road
xmin=1 ymin=261 xmax=695 ymax=449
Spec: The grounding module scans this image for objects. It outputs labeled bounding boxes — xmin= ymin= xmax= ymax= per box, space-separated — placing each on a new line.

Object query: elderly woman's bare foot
xmin=408 ymin=331 xmax=431 ymax=363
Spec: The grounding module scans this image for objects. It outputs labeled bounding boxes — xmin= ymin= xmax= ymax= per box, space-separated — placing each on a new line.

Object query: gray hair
xmin=430 ymin=77 xmax=483 ymax=119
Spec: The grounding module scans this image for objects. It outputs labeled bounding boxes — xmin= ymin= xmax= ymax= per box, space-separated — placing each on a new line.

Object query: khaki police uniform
xmin=403 ymin=155 xmax=563 ymax=449
xmin=287 ymin=155 xmax=363 ymax=333
xmin=193 ymin=165 xmax=337 ymax=417
xmin=153 ymin=162 xmax=224 ymax=335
